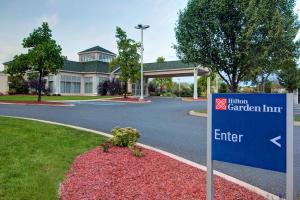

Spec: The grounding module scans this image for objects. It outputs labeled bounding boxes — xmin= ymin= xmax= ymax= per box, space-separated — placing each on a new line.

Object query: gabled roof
xmin=144 ymin=60 xmax=196 ymax=71
xmin=78 ymin=46 xmax=116 ymax=55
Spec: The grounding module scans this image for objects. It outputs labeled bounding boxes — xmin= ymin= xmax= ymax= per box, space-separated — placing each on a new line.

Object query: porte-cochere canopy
xmin=144 ymin=60 xmax=209 ymax=77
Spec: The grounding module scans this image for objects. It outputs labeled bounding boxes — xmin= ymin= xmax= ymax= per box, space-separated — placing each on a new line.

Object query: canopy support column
xmin=193 ymin=67 xmax=198 ymax=99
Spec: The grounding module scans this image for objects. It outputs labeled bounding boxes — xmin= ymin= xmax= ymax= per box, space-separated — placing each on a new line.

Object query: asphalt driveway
xmin=0 ymin=97 xmax=299 ymax=198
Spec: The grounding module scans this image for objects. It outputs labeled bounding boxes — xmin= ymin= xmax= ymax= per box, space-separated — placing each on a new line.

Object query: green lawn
xmin=0 ymin=95 xmax=115 ymax=102
xmin=295 ymin=116 xmax=300 ymax=122
xmin=0 ymin=117 xmax=106 ymax=200
xmin=194 ymin=110 xmax=207 ymax=113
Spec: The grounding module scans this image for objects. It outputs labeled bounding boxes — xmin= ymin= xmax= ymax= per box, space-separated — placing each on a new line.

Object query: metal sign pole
xmin=207 ymin=94 xmax=213 ymax=200
xmin=286 ymin=93 xmax=294 ymax=200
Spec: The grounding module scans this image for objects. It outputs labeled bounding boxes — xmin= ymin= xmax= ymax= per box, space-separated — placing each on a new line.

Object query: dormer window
xmin=99 ymin=54 xmax=113 ymax=62
xmin=78 ymin=46 xmax=116 ymax=63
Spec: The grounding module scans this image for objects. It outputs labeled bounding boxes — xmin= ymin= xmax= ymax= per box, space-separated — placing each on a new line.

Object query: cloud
xmin=37 ymin=14 xmax=59 ymax=28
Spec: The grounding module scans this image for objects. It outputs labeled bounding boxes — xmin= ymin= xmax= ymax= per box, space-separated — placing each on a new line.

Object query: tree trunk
xmin=37 ymin=69 xmax=43 ymax=102
xmin=229 ymin=81 xmax=238 ymax=93
xmin=124 ymin=82 xmax=127 ymax=98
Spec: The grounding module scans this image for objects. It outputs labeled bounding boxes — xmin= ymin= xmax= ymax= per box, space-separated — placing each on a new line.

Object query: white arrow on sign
xmin=270 ymin=136 xmax=281 ymax=148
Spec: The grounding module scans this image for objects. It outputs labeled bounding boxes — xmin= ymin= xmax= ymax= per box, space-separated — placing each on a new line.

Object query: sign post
xmin=206 ymin=94 xmax=213 ymax=200
xmin=206 ymin=93 xmax=294 ymax=199
xmin=286 ymin=94 xmax=294 ymax=200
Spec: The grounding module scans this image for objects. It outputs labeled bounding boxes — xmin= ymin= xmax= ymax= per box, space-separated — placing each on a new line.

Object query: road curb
xmin=188 ymin=110 xmax=208 ymax=117
xmin=0 ymin=102 xmax=74 ymax=107
xmin=0 ymin=115 xmax=281 ymax=200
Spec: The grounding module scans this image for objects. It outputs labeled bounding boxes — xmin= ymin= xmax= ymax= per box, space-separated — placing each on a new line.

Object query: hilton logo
xmin=215 ymin=97 xmax=283 ymax=113
xmin=215 ymin=98 xmax=227 ymax=110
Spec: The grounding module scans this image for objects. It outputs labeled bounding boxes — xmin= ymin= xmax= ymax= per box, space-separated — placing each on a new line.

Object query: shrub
xmin=148 ymin=82 xmax=157 ymax=96
xmin=180 ymin=86 xmax=193 ymax=97
xmin=98 ymin=78 xmax=121 ymax=96
xmin=111 ymin=127 xmax=140 ymax=147
xmin=218 ymin=82 xmax=228 ymax=93
xmin=100 ymin=140 xmax=113 ymax=152
xmin=8 ymin=89 xmax=17 ymax=95
xmin=129 ymin=145 xmax=143 ymax=157
xmin=108 ymin=78 xmax=121 ymax=95
xmin=162 ymin=92 xmax=176 ymax=97
xmin=27 ymin=72 xmax=47 ymax=94
xmin=98 ymin=80 xmax=108 ymax=95
xmin=8 ymin=75 xmax=29 ymax=94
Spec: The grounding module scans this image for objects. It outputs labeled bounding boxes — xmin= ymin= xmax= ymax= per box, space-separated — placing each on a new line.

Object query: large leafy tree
xmin=175 ymin=0 xmax=299 ymax=92
xmin=277 ymin=63 xmax=299 ymax=92
xmin=6 ymin=22 xmax=64 ymax=101
xmin=110 ymin=27 xmax=140 ymax=98
xmin=151 ymin=56 xmax=173 ymax=93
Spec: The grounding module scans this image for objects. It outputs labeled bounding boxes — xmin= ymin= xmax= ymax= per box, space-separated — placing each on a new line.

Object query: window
xmin=60 ymin=75 xmax=81 ymax=94
xmin=48 ymin=75 xmax=54 ymax=93
xmin=99 ymin=53 xmax=113 ymax=62
xmin=84 ymin=77 xmax=93 ymax=94
xmin=80 ymin=54 xmax=96 ymax=62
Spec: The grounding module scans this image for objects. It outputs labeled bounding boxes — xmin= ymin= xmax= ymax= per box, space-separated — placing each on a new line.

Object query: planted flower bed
xmin=60 ymin=146 xmax=265 ymax=200
xmin=101 ymin=97 xmax=151 ymax=103
xmin=60 ymin=127 xmax=265 ymax=200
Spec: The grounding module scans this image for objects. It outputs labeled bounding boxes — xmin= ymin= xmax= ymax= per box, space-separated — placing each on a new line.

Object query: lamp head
xmin=135 ymin=24 xmax=150 ymax=30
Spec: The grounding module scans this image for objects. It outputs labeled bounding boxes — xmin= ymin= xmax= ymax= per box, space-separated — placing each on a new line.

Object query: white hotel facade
xmin=2 ymin=45 xmax=210 ymax=98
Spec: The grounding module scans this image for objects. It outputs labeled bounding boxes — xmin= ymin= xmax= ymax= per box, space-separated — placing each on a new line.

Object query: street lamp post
xmin=178 ymin=78 xmax=181 ymax=97
xmin=135 ymin=24 xmax=150 ymax=100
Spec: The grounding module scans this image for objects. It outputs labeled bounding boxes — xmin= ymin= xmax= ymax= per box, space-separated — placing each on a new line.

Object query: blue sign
xmin=212 ymin=93 xmax=286 ymax=172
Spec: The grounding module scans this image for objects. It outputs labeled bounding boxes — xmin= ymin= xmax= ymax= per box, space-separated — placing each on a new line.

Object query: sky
xmin=0 ymin=0 xmax=187 ymax=71
xmin=0 ymin=0 xmax=300 ymax=83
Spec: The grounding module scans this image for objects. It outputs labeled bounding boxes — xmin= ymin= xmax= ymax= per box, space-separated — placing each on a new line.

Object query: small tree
xmin=151 ymin=56 xmax=173 ymax=93
xmin=6 ymin=22 xmax=64 ymax=101
xmin=27 ymin=72 xmax=47 ymax=94
xmin=110 ymin=27 xmax=140 ymax=98
xmin=156 ymin=56 xmax=165 ymax=63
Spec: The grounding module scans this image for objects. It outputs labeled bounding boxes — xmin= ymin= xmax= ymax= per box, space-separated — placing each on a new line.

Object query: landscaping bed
xmin=60 ymin=146 xmax=265 ymax=200
xmin=182 ymin=97 xmax=207 ymax=101
xmin=0 ymin=95 xmax=115 ymax=102
xmin=102 ymin=97 xmax=151 ymax=103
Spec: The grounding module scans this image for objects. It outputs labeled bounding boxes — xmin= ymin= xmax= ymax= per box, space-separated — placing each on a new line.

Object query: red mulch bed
xmin=60 ymin=146 xmax=265 ymax=200
xmin=184 ymin=97 xmax=207 ymax=101
xmin=0 ymin=100 xmax=67 ymax=106
xmin=106 ymin=97 xmax=151 ymax=103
